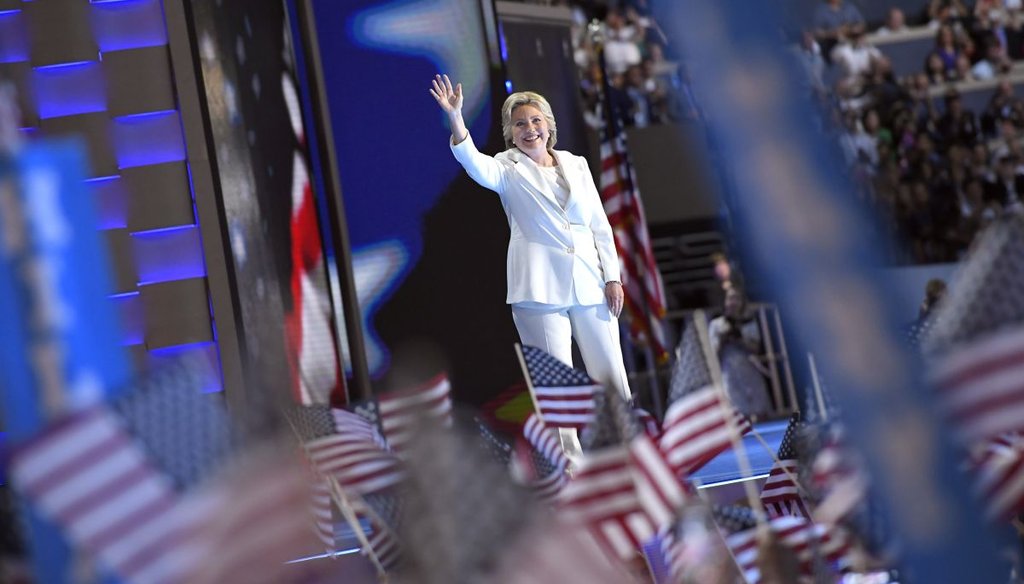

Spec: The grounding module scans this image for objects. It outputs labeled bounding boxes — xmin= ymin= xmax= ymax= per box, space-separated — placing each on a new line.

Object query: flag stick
xmin=514 ymin=343 xmax=543 ymax=423
xmin=808 ymin=352 xmax=829 ymax=421
xmin=324 ymin=475 xmax=389 ymax=580
xmin=693 ymin=310 xmax=768 ymax=526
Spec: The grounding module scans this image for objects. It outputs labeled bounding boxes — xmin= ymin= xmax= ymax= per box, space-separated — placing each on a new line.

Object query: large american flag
xmin=350 ymin=372 xmax=452 ymax=454
xmin=559 ymin=386 xmax=686 ymax=560
xmin=760 ymin=415 xmax=811 ymax=519
xmin=659 ymin=385 xmax=751 ymax=476
xmin=925 ymin=215 xmax=1024 ymax=444
xmin=281 ymin=58 xmax=345 ymax=407
xmin=598 ymin=48 xmax=668 ymax=362
xmin=519 ymin=345 xmax=599 ymax=430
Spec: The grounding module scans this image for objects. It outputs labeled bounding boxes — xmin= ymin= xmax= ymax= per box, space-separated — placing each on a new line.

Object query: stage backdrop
xmin=310 ymin=0 xmax=523 ymax=405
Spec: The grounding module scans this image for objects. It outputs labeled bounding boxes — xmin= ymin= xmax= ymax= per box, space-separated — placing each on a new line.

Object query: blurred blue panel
xmin=147 ymin=341 xmax=222 ymax=393
xmin=33 ymin=61 xmax=106 ymax=119
xmin=132 ymin=224 xmax=205 ymax=285
xmin=112 ymin=110 xmax=185 ymax=168
xmin=91 ymin=0 xmax=168 ymax=52
xmin=0 ymin=10 xmax=28 ymax=63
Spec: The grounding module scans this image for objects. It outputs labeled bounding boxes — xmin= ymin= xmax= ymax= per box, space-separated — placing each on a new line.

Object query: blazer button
xmin=566 ymin=247 xmax=575 ymax=254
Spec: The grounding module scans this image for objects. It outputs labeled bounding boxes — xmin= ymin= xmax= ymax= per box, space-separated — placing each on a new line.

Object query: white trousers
xmin=511 ymin=302 xmax=632 ymax=400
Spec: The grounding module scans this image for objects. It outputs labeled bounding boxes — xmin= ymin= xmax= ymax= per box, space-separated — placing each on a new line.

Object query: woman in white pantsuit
xmin=429 ymin=74 xmax=632 ymax=399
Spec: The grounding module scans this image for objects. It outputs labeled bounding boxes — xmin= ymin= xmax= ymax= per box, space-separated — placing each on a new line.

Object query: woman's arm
xmin=430 ymin=74 xmax=506 ymax=193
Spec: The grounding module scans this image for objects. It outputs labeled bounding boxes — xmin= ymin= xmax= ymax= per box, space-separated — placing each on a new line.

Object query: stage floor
xmin=690 ymin=418 xmax=789 ymax=487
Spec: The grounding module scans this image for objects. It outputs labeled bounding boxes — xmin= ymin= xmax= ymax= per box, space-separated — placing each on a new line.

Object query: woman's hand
xmin=429 ymin=74 xmax=463 ymax=117
xmin=605 ymin=281 xmax=624 ymax=318
xmin=430 ymin=74 xmax=468 ymax=144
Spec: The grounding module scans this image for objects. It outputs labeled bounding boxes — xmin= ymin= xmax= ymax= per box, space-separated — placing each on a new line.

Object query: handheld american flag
xmin=759 ymin=414 xmax=811 ymax=519
xmin=288 ymin=404 xmax=405 ymax=497
xmin=560 ymin=385 xmax=687 ymax=561
xmin=660 ymin=319 xmax=752 ymax=475
xmin=350 ymin=372 xmax=452 ymax=454
xmin=512 ymin=413 xmax=570 ymax=502
xmin=518 ymin=345 xmax=599 ymax=430
xmin=659 ymin=385 xmax=752 ymax=477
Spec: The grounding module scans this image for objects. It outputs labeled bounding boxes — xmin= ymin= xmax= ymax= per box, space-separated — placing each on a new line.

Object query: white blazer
xmin=451 ymin=133 xmax=621 ymax=306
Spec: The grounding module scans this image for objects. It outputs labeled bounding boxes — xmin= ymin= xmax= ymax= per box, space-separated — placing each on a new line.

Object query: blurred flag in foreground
xmin=927 ymin=215 xmax=1024 ymax=445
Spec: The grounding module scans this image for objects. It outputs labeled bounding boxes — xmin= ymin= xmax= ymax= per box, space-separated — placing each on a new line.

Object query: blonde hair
xmin=501 ymin=91 xmax=558 ymax=151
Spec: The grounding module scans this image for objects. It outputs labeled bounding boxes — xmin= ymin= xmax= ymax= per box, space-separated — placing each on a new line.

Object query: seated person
xmin=708 ymin=287 xmax=773 ymax=418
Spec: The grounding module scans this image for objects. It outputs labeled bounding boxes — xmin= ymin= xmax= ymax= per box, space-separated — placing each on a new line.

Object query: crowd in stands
xmin=544 ymin=0 xmax=1024 ymax=264
xmin=559 ymin=1 xmax=697 ymax=128
xmin=799 ymin=0 xmax=1024 ymax=263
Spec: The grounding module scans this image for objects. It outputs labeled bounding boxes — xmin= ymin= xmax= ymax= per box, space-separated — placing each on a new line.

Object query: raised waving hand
xmin=429 ymin=74 xmax=468 ymax=144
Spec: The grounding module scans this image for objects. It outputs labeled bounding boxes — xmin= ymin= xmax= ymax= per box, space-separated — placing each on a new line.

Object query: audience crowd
xmin=801 ymin=0 xmax=1024 ymax=263
xmin=542 ymin=0 xmax=1024 ymax=264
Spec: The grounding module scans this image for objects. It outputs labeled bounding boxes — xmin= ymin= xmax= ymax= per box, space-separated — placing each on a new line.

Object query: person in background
xmin=926 ymin=0 xmax=969 ymax=28
xmin=971 ymin=36 xmax=1013 ymax=79
xmin=603 ymin=7 xmax=643 ymax=76
xmin=986 ymin=153 xmax=1024 ymax=211
xmin=938 ymin=90 xmax=979 ymax=148
xmin=877 ymin=7 xmax=909 ymax=35
xmin=927 ymin=25 xmax=962 ymax=76
xmin=831 ymin=26 xmax=882 ymax=82
xmin=430 ymin=74 xmax=632 ymax=400
xmin=813 ymin=0 xmax=866 ymax=59
xmin=708 ymin=287 xmax=773 ymax=418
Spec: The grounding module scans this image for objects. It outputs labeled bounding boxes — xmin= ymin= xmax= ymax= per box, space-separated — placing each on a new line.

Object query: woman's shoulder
xmin=553 ymin=149 xmax=588 ymax=168
xmin=495 ymin=148 xmax=523 ymax=164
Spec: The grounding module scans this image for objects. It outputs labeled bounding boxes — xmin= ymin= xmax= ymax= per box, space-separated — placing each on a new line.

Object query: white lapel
xmin=507 ymin=148 xmax=564 ymax=210
xmin=552 ymin=150 xmax=579 ymax=211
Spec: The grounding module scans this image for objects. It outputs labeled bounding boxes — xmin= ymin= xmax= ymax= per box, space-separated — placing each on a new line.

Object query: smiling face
xmin=510 ymin=104 xmax=551 ymax=156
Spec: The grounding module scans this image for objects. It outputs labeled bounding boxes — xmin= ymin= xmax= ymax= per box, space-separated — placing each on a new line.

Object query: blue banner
xmin=660 ymin=1 xmax=1006 ymax=581
xmin=0 ymin=139 xmax=130 ymax=582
